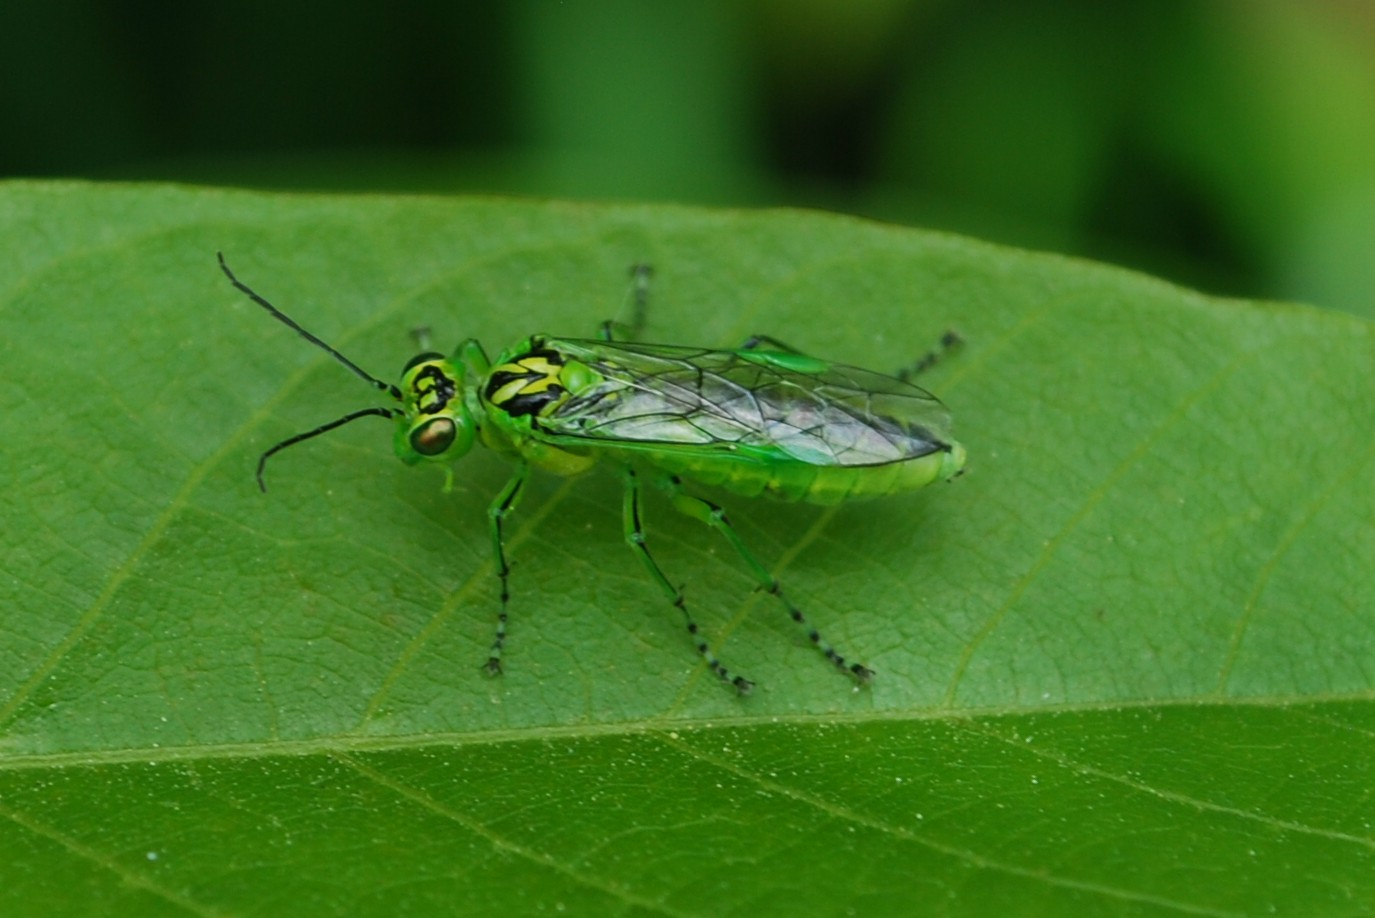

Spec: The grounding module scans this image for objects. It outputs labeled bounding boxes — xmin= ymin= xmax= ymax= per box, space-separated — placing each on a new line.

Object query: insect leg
xmin=744 ymin=330 xmax=963 ymax=382
xmin=484 ymin=460 xmax=530 ymax=676
xmin=662 ymin=475 xmax=875 ymax=684
xmin=894 ymin=330 xmax=962 ymax=382
xmin=622 ymin=467 xmax=754 ymax=694
xmin=599 ymin=263 xmax=653 ymax=342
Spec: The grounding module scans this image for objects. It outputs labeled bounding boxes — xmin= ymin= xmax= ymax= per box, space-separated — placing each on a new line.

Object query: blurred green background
xmin=6 ymin=0 xmax=1375 ymax=315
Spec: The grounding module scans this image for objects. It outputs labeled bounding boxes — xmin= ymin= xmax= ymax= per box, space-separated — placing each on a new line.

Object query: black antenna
xmin=219 ymin=253 xmax=408 ymax=491
xmin=255 ymin=407 xmax=399 ymax=492
xmin=218 ymin=252 xmax=402 ymax=402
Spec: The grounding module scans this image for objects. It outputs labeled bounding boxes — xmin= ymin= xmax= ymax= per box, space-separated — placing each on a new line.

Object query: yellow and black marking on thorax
xmin=484 ymin=344 xmax=576 ymax=419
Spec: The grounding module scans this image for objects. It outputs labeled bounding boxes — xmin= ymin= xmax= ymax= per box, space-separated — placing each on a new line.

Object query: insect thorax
xmin=478 ymin=339 xmax=605 ymax=477
xmin=483 ymin=340 xmax=579 ymax=419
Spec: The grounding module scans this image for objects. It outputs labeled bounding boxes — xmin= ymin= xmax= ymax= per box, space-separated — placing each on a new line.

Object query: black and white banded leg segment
xmin=483 ymin=460 xmax=530 ymax=675
xmin=894 ymin=330 xmax=962 ymax=382
xmin=661 ymin=475 xmax=875 ymax=685
xmin=622 ymin=467 xmax=755 ymax=694
xmin=742 ymin=330 xmax=962 ymax=385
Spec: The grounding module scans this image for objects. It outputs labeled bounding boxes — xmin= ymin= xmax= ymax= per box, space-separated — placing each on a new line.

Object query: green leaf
xmin=2 ymin=180 xmax=1372 ymax=915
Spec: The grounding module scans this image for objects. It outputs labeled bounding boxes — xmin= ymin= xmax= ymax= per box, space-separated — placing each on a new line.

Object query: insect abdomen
xmin=620 ymin=441 xmax=965 ymax=505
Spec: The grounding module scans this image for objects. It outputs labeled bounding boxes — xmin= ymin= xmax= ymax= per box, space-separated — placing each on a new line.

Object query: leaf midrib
xmin=1 ymin=694 xmax=1367 ymax=772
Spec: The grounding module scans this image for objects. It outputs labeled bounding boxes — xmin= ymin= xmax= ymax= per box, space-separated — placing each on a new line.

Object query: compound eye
xmin=409 ymin=417 xmax=456 ymax=456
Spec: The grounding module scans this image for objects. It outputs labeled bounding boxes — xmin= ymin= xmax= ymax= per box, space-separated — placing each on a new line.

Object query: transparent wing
xmin=538 ymin=338 xmax=954 ymax=467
